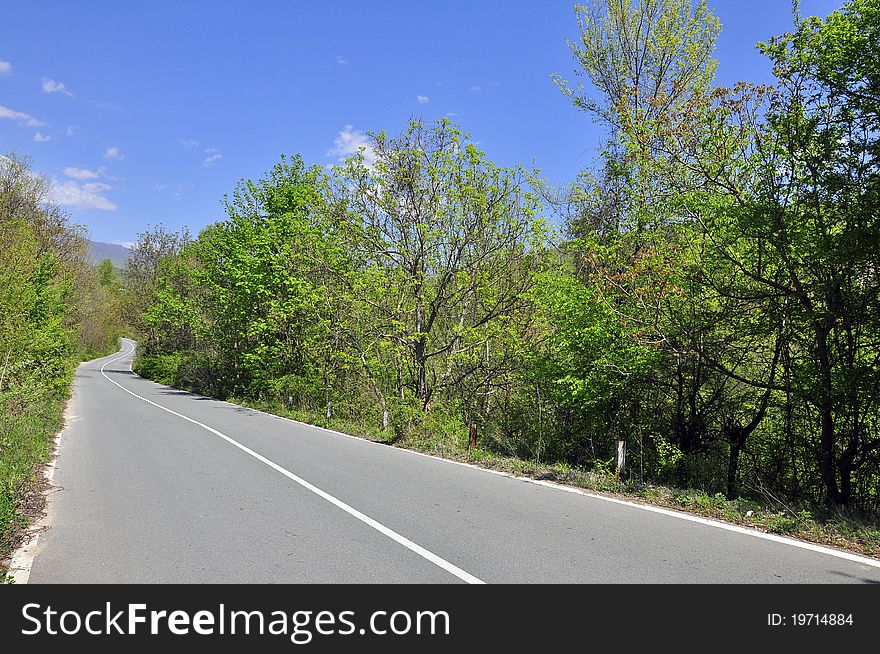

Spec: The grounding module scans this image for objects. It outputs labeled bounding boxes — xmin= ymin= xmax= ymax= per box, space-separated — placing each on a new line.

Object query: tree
xmin=550 ymin=0 xmax=745 ymax=484
xmin=1 ymin=152 xmax=124 ymax=558
xmin=200 ymin=155 xmax=341 ymax=403
xmin=643 ymin=0 xmax=880 ymax=507
xmin=0 ymin=153 xmax=85 ymax=264
xmin=97 ymin=258 xmax=120 ymax=290
xmin=330 ymin=118 xmax=548 ymax=427
xmin=553 ymin=0 xmax=719 ymax=132
xmin=123 ymin=224 xmax=191 ymax=346
xmin=140 ymin=156 xmax=356 ymax=417
xmin=753 ymin=1 xmax=880 ymax=507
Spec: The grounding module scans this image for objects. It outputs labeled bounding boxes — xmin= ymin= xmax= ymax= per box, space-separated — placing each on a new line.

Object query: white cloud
xmin=327 ymin=125 xmax=376 ymax=167
xmin=204 ymin=147 xmax=220 ymax=153
xmin=64 ymin=166 xmax=100 ymax=180
xmin=51 ymin=179 xmax=117 ymax=211
xmin=0 ymin=61 xmax=11 ymax=76
xmin=179 ymin=138 xmax=200 ymax=149
xmin=66 ymin=126 xmax=77 ymax=136
xmin=336 ymin=56 xmax=348 ymax=65
xmin=42 ymin=77 xmax=74 ymax=96
xmin=470 ymin=85 xmax=482 ymax=92
xmin=33 ymin=132 xmax=51 ymax=142
xmin=104 ymin=146 xmax=123 ymax=161
xmin=153 ymin=183 xmax=168 ymax=191
xmin=416 ymin=95 xmax=429 ymax=104
xmin=82 ymin=182 xmax=111 ymax=193
xmin=0 ymin=105 xmax=44 ymax=127
xmin=203 ymin=153 xmax=222 ymax=167
xmin=86 ymin=99 xmax=122 ymax=111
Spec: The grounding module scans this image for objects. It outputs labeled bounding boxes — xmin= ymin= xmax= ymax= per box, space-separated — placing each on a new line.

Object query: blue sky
xmin=0 ymin=0 xmax=844 ymax=246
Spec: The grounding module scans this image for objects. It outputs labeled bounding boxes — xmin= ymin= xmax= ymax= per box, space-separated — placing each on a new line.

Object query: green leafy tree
xmin=553 ymin=0 xmax=719 ymax=134
xmin=140 ymin=156 xmax=355 ymax=420
xmin=123 ymin=224 xmax=191 ymax=346
xmin=330 ymin=118 xmax=548 ymax=429
xmin=0 ymin=153 xmax=124 ymax=563
xmin=551 ymin=0 xmax=739 ymax=484
xmin=644 ymin=0 xmax=880 ymax=506
xmin=97 ymin=258 xmax=120 ymax=290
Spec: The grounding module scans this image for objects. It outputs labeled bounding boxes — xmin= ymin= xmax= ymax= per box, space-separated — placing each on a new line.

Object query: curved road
xmin=24 ymin=340 xmax=880 ymax=583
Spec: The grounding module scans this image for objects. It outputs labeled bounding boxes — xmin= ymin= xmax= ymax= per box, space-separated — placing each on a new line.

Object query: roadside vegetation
xmin=0 ymin=154 xmax=125 ymax=576
xmin=2 ymin=0 xmax=878 ymax=575
xmin=131 ymin=1 xmax=880 ymax=557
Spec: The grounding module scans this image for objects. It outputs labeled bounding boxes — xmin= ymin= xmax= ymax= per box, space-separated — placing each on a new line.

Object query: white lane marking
xmin=395 ymin=454 xmax=880 ymax=569
xmin=111 ymin=341 xmax=880 ymax=573
xmin=216 ymin=378 xmax=880 ymax=571
xmin=100 ymin=341 xmax=484 ymax=585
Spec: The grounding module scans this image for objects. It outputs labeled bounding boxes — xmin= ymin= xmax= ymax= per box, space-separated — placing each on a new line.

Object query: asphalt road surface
xmin=25 ymin=340 xmax=880 ymax=583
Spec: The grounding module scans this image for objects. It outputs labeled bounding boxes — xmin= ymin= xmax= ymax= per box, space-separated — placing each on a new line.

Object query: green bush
xmin=133 ymin=352 xmax=186 ymax=387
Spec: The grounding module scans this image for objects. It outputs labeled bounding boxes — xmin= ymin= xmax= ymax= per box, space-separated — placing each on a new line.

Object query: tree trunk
xmin=819 ymin=405 xmax=841 ymax=506
xmin=414 ymin=336 xmax=430 ymax=410
xmin=726 ymin=430 xmax=743 ymax=500
xmin=837 ymin=433 xmax=858 ymax=507
xmin=815 ymin=325 xmax=842 ymax=507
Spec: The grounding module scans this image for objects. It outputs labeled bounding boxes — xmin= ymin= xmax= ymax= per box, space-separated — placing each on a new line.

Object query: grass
xmin=0 ymin=390 xmax=67 ymax=578
xmin=0 ymin=345 xmax=117 ymax=580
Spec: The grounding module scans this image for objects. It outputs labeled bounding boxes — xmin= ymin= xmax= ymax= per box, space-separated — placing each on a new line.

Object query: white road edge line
xmin=210 ymin=371 xmax=880 ymax=571
xmin=112 ymin=340 xmax=880 ymax=573
xmin=394 ymin=449 xmax=880 ymax=570
xmin=100 ymin=341 xmax=484 ymax=585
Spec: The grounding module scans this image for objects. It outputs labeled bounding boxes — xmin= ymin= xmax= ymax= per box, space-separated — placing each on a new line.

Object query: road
xmin=25 ymin=339 xmax=880 ymax=583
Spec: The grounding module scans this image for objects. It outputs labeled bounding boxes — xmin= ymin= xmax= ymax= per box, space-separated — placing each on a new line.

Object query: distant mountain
xmin=87 ymin=240 xmax=131 ymax=269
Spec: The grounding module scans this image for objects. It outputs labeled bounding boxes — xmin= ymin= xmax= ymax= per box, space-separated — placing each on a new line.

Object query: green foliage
xmin=330 ymin=118 xmax=548 ymax=415
xmin=553 ymin=0 xmax=720 ymax=130
xmin=544 ymin=0 xmax=880 ymax=513
xmin=0 ymin=153 xmax=124 ymax=571
xmin=129 ymin=0 xmax=880 ymax=529
xmin=123 ymin=223 xmax=191 ymax=345
xmin=137 ymin=120 xmax=550 ymax=455
xmin=652 ymin=434 xmax=684 ymax=475
xmin=96 ymin=259 xmax=119 ymax=290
